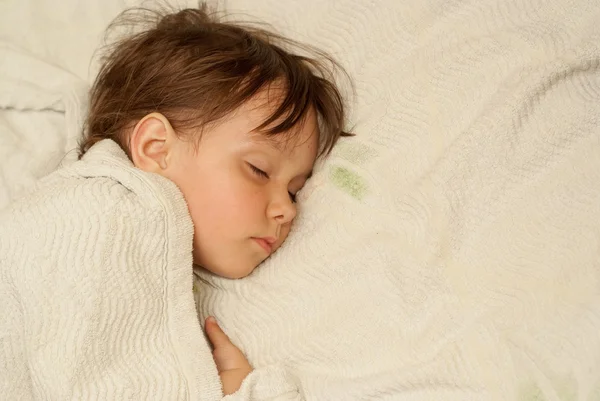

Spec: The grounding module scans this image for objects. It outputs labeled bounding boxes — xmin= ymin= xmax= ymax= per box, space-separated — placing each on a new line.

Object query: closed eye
xmin=248 ymin=163 xmax=269 ymax=179
xmin=248 ymin=163 xmax=297 ymax=203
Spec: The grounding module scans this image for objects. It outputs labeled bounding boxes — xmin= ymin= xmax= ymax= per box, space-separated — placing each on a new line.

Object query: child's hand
xmin=205 ymin=317 xmax=253 ymax=395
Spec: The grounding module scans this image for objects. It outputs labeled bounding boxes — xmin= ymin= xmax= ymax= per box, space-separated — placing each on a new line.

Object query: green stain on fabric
xmin=336 ymin=142 xmax=377 ymax=165
xmin=519 ymin=376 xmax=578 ymax=401
xmin=519 ymin=382 xmax=546 ymax=401
xmin=555 ymin=376 xmax=577 ymax=401
xmin=589 ymin=380 xmax=600 ymax=401
xmin=330 ymin=166 xmax=367 ymax=200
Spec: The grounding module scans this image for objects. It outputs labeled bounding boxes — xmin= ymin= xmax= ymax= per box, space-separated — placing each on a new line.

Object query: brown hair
xmin=79 ymin=3 xmax=351 ymax=159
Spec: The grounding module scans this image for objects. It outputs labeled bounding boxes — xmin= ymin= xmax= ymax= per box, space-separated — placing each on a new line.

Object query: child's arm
xmin=205 ymin=317 xmax=253 ymax=395
xmin=205 ymin=318 xmax=303 ymax=400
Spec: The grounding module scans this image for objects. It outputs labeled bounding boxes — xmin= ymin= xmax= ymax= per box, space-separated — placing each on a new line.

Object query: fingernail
xmin=207 ymin=316 xmax=216 ymax=325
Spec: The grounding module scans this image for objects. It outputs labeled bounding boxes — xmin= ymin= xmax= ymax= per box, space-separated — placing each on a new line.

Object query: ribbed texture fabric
xmin=0 ymin=140 xmax=222 ymax=401
xmin=194 ymin=0 xmax=600 ymax=400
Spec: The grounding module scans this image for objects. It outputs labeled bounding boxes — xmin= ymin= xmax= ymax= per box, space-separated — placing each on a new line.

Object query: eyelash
xmin=249 ymin=163 xmax=269 ymax=178
xmin=248 ymin=163 xmax=297 ymax=203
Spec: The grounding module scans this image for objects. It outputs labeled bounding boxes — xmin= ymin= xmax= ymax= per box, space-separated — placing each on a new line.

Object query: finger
xmin=205 ymin=316 xmax=232 ymax=349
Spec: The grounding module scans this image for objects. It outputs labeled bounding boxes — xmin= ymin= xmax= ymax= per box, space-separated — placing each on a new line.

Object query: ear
xmin=129 ymin=113 xmax=176 ymax=173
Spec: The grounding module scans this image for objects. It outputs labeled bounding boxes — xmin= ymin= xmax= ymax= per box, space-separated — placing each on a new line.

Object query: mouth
xmin=252 ymin=237 xmax=276 ymax=254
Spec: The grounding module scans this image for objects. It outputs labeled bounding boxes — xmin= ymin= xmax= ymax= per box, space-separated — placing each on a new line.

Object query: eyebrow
xmin=248 ymin=133 xmax=314 ymax=180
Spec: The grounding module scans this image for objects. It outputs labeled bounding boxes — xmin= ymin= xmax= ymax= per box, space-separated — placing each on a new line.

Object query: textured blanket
xmin=0 ymin=140 xmax=222 ymax=400
xmin=193 ymin=0 xmax=600 ymax=400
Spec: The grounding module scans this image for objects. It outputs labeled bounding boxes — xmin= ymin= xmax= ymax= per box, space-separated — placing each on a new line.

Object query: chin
xmin=225 ymin=271 xmax=252 ymax=279
xmin=198 ymin=261 xmax=257 ymax=280
xmin=217 ymin=264 xmax=257 ymax=279
xmin=193 ymin=250 xmax=261 ymax=279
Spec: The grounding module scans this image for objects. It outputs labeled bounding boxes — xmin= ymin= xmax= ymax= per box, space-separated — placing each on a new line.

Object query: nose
xmin=266 ymin=188 xmax=297 ymax=224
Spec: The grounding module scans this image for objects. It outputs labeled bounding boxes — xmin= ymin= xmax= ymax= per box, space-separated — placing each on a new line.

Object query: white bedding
xmin=1 ymin=139 xmax=223 ymax=400
xmin=2 ymin=0 xmax=600 ymax=400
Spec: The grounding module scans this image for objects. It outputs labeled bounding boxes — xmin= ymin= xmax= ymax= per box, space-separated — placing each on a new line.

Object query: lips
xmin=252 ymin=237 xmax=276 ymax=254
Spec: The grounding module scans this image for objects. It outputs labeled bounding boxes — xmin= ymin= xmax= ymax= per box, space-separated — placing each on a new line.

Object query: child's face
xmin=167 ymin=94 xmax=318 ymax=279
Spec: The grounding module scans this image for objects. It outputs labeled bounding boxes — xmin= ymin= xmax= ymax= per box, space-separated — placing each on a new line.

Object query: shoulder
xmin=0 ymin=139 xmax=192 ymax=255
xmin=0 ymin=171 xmax=130 ymax=245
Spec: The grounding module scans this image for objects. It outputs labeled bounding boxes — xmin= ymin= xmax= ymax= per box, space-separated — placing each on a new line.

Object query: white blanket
xmin=0 ymin=140 xmax=224 ymax=400
xmin=2 ymin=0 xmax=600 ymax=400
xmin=194 ymin=0 xmax=600 ymax=400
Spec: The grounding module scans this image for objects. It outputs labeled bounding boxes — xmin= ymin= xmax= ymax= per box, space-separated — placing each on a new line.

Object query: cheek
xmin=182 ymin=168 xmax=266 ymax=235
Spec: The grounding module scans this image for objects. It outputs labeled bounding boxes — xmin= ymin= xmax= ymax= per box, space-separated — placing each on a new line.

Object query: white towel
xmin=0 ymin=140 xmax=222 ymax=400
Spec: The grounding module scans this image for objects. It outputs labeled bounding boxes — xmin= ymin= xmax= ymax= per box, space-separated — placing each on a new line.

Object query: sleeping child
xmin=0 ymin=3 xmax=349 ymax=400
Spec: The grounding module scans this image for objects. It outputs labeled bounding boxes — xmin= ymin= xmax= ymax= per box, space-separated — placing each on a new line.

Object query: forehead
xmin=249 ymin=122 xmax=318 ymax=155
xmin=241 ymin=88 xmax=320 ymax=155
